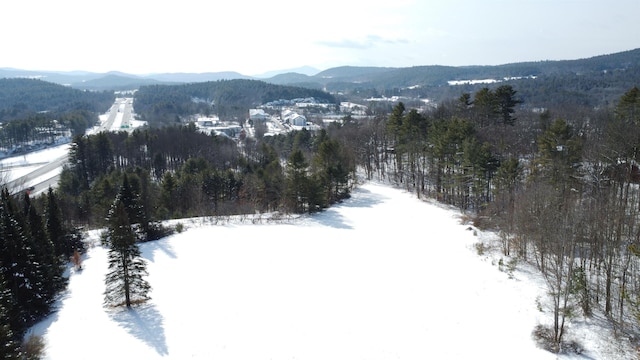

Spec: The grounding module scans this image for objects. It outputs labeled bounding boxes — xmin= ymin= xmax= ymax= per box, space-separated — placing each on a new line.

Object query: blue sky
xmin=2 ymin=0 xmax=638 ymax=75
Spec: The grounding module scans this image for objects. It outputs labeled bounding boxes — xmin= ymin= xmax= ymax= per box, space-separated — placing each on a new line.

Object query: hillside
xmin=2 ymin=48 xmax=639 ymax=108
xmin=0 ymin=78 xmax=114 ymax=115
xmin=271 ymin=48 xmax=640 ymax=107
xmin=31 ymin=182 xmax=634 ymax=359
xmin=71 ymin=74 xmax=170 ymax=91
xmin=132 ymin=79 xmax=338 ymax=124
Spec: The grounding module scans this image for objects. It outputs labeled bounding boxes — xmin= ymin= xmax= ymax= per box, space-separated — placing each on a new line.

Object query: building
xmin=249 ymin=109 xmax=269 ymax=122
xmin=282 ymin=110 xmax=307 ymax=126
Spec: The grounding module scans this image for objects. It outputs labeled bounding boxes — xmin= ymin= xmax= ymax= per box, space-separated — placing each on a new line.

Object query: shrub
xmin=532 ymin=324 xmax=557 ymax=353
xmin=21 ymin=334 xmax=45 ymax=360
xmin=532 ymin=324 xmax=583 ymax=355
xmin=145 ymin=221 xmax=175 ymax=241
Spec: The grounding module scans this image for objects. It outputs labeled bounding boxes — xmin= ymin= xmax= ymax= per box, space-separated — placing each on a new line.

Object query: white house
xmin=282 ymin=110 xmax=307 ymax=126
xmin=249 ymin=109 xmax=269 ymax=122
xmin=290 ymin=114 xmax=307 ymax=126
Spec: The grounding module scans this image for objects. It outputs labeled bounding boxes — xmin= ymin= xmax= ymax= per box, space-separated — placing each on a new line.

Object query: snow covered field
xmin=29 ymin=182 xmax=634 ymax=359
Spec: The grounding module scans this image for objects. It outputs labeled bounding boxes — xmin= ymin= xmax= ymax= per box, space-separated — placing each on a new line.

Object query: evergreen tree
xmin=104 ymin=199 xmax=151 ymax=308
xmin=494 ymin=85 xmax=521 ymax=126
xmin=23 ymin=193 xmax=66 ymax=299
xmin=285 ymin=149 xmax=310 ymax=213
xmin=261 ymin=158 xmax=285 ymax=212
xmin=472 ymin=87 xmax=498 ymax=127
xmin=93 ymin=131 xmax=114 ymax=176
xmin=0 ymin=273 xmax=20 ymax=359
xmin=67 ymin=134 xmax=90 ymax=192
xmin=536 ymin=118 xmax=583 ymax=187
xmin=313 ymin=137 xmax=353 ymax=205
xmin=305 ymin=174 xmax=326 ymax=213
xmin=386 ymin=102 xmax=406 ymax=176
xmin=0 ymin=189 xmax=44 ymax=334
xmin=615 ymin=86 xmax=640 ymax=124
xmin=117 ymin=173 xmax=149 ymax=240
xmin=159 ymin=172 xmax=178 ymax=217
xmin=118 ymin=174 xmax=145 ymax=225
xmin=45 ymin=187 xmax=70 ymax=258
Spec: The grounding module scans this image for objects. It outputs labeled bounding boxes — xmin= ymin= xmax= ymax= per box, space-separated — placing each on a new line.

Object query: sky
xmin=2 ymin=0 xmax=638 ymax=75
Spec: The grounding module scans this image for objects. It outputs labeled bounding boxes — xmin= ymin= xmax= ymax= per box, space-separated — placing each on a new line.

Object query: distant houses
xmin=195 ymin=116 xmax=242 ymax=138
xmin=191 ymin=95 xmax=376 ymax=141
xmin=194 ymin=99 xmax=342 ymax=140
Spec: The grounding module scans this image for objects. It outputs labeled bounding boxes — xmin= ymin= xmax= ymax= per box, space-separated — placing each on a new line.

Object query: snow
xmin=111 ymin=112 xmax=124 ymax=130
xmin=448 ymin=79 xmax=501 ymax=85
xmin=0 ymin=136 xmax=630 ymax=359
xmin=0 ymin=144 xmax=70 ymax=183
xmin=23 ymin=181 xmax=633 ymax=359
xmin=447 ymin=76 xmax=537 ymax=86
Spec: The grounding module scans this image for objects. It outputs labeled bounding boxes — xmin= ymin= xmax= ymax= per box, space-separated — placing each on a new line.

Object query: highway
xmin=6 ymin=155 xmax=67 ymax=195
xmin=99 ymin=97 xmax=134 ymax=132
xmin=7 ymin=97 xmax=135 ymax=196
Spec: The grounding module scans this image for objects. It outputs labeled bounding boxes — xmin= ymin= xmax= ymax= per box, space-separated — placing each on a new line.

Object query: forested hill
xmin=268 ymin=48 xmax=640 ymax=108
xmin=133 ymin=79 xmax=337 ymax=125
xmin=0 ymin=78 xmax=114 ymax=122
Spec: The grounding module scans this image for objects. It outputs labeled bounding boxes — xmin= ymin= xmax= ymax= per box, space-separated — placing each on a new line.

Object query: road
xmin=6 ymin=155 xmax=68 ymax=195
xmin=99 ymin=97 xmax=134 ymax=132
xmin=8 ymin=97 xmax=135 ymax=195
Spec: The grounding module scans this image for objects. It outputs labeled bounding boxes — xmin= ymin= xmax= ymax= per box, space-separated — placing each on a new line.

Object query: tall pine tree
xmin=45 ymin=187 xmax=70 ymax=258
xmin=104 ymin=180 xmax=151 ymax=308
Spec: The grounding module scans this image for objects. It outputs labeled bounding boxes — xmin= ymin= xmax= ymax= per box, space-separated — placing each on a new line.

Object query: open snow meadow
xmin=28 ymin=182 xmax=633 ymax=359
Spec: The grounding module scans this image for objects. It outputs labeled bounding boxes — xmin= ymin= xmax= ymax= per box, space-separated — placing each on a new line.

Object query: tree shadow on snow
xmin=142 ymin=238 xmax=177 ymax=263
xmin=339 ymin=187 xmax=387 ymax=209
xmin=312 ymin=207 xmax=353 ymax=229
xmin=109 ymin=303 xmax=168 ymax=356
xmin=311 ymin=187 xmax=387 ymax=229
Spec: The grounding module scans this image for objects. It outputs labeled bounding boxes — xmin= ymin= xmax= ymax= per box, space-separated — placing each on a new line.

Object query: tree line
xmin=0 ymin=110 xmax=99 ymax=151
xmin=0 ymin=188 xmax=81 ymax=357
xmin=55 ymin=124 xmax=355 ymax=228
xmin=331 ymin=84 xmax=640 ymax=353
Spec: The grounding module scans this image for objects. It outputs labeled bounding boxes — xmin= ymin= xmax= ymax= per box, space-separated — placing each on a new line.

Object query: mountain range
xmin=1 ymin=48 xmax=639 ymax=106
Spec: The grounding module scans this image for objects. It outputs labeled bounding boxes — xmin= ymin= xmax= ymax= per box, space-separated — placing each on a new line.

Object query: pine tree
xmin=104 ymin=199 xmax=151 ymax=308
xmin=118 ymin=174 xmax=145 ymax=226
xmin=285 ymin=149 xmax=310 ymax=213
xmin=23 ymin=193 xmax=66 ymax=302
xmin=313 ymin=137 xmax=353 ymax=205
xmin=44 ymin=187 xmax=70 ymax=257
xmin=118 ymin=173 xmax=149 ymax=241
xmin=0 ymin=189 xmax=44 ymax=334
xmin=494 ymin=85 xmax=521 ymax=126
xmin=0 ymin=273 xmax=21 ymax=359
